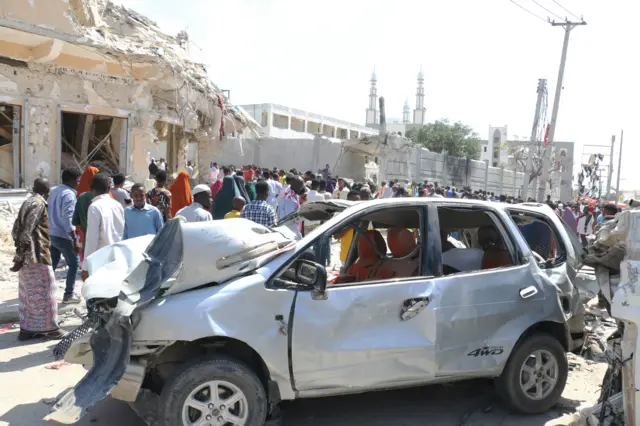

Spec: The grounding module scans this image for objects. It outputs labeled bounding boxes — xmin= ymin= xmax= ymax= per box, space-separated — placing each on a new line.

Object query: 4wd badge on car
xmin=467 ymin=346 xmax=504 ymax=357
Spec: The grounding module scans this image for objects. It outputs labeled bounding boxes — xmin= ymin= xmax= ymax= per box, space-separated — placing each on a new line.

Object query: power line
xmin=509 ymin=0 xmax=547 ymax=22
xmin=550 ymin=0 xmax=581 ymax=20
xmin=529 ymin=0 xmax=564 ymax=21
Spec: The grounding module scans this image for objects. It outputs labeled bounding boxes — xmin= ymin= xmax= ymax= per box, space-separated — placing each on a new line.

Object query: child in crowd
xmin=225 ymin=197 xmax=246 ymax=219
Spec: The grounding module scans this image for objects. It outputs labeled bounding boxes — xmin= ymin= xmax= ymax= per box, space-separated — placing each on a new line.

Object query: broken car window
xmin=437 ymin=207 xmax=515 ymax=276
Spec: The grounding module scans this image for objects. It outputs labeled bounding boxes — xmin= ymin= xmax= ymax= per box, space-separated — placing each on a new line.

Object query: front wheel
xmin=158 ymin=356 xmax=268 ymax=426
xmin=495 ymin=333 xmax=568 ymax=414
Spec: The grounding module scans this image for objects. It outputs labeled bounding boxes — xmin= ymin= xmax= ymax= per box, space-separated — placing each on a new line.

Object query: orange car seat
xmin=374 ymin=228 xmax=420 ymax=280
xmin=478 ymin=226 xmax=512 ymax=269
xmin=341 ymin=230 xmax=387 ymax=282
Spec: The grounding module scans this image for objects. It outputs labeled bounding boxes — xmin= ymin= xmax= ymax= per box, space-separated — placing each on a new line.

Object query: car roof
xmin=297 ymin=198 xmax=557 ymax=223
xmin=345 ymin=197 xmax=535 ymax=211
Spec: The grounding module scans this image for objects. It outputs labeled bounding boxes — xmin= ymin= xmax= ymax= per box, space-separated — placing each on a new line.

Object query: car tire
xmin=158 ymin=355 xmax=268 ymax=426
xmin=495 ymin=333 xmax=568 ymax=414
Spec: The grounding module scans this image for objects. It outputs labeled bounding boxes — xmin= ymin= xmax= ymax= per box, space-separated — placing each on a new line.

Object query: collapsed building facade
xmin=0 ymin=0 xmax=256 ymax=188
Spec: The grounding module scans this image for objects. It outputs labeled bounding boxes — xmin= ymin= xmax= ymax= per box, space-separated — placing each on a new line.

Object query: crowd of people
xmin=9 ymin=159 xmax=632 ymax=342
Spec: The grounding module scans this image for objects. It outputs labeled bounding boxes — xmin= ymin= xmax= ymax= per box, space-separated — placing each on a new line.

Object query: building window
xmin=483 ymin=146 xmax=487 ymax=152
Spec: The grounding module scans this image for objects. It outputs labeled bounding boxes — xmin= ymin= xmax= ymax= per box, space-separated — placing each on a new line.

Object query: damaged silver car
xmin=46 ymin=198 xmax=585 ymax=425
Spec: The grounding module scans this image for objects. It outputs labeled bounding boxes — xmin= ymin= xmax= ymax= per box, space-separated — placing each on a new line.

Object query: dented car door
xmin=430 ymin=204 xmax=546 ymax=378
xmin=290 ymin=278 xmax=437 ymax=394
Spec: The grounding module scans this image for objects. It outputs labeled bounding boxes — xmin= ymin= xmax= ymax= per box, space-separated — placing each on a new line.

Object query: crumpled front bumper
xmin=46 ymin=219 xmax=183 ymax=424
xmin=44 ymin=311 xmax=133 ymax=424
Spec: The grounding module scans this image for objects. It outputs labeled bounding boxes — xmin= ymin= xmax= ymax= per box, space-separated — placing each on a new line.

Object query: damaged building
xmin=0 ymin=0 xmax=257 ymax=187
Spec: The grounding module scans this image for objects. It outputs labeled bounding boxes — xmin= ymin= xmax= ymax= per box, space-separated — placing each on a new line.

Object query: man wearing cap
xmin=176 ymin=184 xmax=213 ymax=222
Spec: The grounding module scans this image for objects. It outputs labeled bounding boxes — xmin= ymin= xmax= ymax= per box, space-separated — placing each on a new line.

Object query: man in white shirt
xmin=82 ymin=173 xmax=125 ymax=276
xmin=577 ymin=207 xmax=595 ymax=247
xmin=277 ymin=177 xmax=305 ymax=237
xmin=263 ymin=170 xmax=282 ymax=209
xmin=382 ymin=181 xmax=394 ymax=198
xmin=176 ymin=184 xmax=213 ymax=222
xmin=304 ymin=179 xmax=326 ymax=233
xmin=332 ymin=178 xmax=350 ymax=200
xmin=209 ymin=162 xmax=219 ymax=183
xmin=318 ymin=179 xmax=332 ymax=200
xmin=306 ymin=179 xmax=327 ymax=203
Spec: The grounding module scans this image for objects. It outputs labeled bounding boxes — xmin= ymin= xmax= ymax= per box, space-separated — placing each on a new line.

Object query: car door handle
xmin=520 ymin=286 xmax=538 ymax=299
xmin=401 ymin=297 xmax=430 ymax=321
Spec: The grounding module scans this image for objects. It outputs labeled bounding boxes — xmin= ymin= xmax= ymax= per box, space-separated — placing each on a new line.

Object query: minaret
xmin=413 ymin=66 xmax=426 ymax=125
xmin=365 ymin=67 xmax=378 ymax=126
xmin=402 ymin=98 xmax=410 ymax=124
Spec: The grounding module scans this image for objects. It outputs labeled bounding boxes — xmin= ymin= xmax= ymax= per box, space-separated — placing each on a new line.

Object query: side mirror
xmin=295 ymin=260 xmax=328 ymax=300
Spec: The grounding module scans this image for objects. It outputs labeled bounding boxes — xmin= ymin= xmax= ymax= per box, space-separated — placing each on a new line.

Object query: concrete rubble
xmin=0 ymin=0 xmax=259 ymax=188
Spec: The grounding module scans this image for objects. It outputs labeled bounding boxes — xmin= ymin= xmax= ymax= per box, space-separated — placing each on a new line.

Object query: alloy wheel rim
xmin=519 ymin=349 xmax=559 ymax=401
xmin=181 ymin=380 xmax=249 ymax=426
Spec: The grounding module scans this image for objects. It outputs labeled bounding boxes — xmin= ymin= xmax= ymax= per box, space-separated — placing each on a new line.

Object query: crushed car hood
xmin=83 ymin=217 xmax=293 ymax=300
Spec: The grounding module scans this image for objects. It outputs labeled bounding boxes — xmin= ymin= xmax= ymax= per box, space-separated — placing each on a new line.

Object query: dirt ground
xmin=0 ymin=313 xmax=607 ymax=426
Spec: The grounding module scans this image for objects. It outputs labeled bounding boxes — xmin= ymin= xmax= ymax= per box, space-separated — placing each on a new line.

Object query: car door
xmin=507 ymin=207 xmax=582 ymax=293
xmin=291 ymin=279 xmax=437 ymax=393
xmin=429 ymin=204 xmax=546 ymax=378
xmin=288 ymin=204 xmax=438 ymax=394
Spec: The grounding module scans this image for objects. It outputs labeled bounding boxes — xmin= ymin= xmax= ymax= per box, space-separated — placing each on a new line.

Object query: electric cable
xmin=550 ymin=0 xmax=581 ymax=20
xmin=508 ymin=0 xmax=547 ymax=22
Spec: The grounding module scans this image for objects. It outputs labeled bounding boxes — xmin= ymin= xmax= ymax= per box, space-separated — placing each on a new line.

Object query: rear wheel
xmin=158 ymin=356 xmax=268 ymax=426
xmin=495 ymin=333 xmax=568 ymax=414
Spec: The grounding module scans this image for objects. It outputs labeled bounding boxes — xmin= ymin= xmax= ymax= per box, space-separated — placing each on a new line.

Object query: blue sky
xmin=116 ymin=0 xmax=639 ymax=190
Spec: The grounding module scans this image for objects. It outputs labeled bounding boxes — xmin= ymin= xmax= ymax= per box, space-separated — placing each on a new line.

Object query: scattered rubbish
xmin=0 ymin=322 xmax=17 ymax=333
xmin=44 ymin=361 xmax=71 ymax=370
xmin=569 ymin=361 xmax=582 ymax=371
xmin=73 ymin=307 xmax=88 ymax=320
xmin=42 ymin=397 xmax=58 ymax=405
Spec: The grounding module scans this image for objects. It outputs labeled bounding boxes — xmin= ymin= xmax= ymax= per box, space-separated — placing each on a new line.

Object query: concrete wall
xmin=214 ymin=136 xmax=344 ymax=175
xmin=384 ymin=146 xmax=526 ymax=196
xmin=213 ymin=136 xmax=527 ymax=196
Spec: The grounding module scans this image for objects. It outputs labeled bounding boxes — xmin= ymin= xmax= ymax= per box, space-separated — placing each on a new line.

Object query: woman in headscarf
xmin=73 ymin=166 xmax=99 ymax=265
xmin=77 ymin=166 xmax=99 ymax=196
xmin=169 ymin=171 xmax=192 ymax=218
xmin=213 ymin=175 xmax=240 ymax=219
xmin=233 ymin=170 xmax=251 ymax=203
xmin=245 ymin=179 xmax=257 ymax=201
xmin=562 ymin=206 xmax=578 ymax=234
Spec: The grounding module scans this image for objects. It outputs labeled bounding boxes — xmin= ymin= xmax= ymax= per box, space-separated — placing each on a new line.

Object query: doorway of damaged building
xmin=59 ymin=111 xmax=128 ymax=177
xmin=0 ymin=103 xmax=23 ymax=188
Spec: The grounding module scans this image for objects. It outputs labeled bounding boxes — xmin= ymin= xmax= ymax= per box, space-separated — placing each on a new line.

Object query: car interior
xmin=509 ymin=212 xmax=564 ymax=266
xmin=329 ymin=208 xmax=422 ymax=286
xmin=438 ymin=207 xmax=515 ymax=276
xmin=279 ymin=206 xmax=530 ymax=286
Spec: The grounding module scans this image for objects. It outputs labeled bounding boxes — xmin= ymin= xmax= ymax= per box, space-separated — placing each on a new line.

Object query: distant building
xmin=479 ymin=126 xmax=574 ymax=200
xmin=239 ymin=103 xmax=378 ymax=142
xmin=364 ymin=67 xmax=427 ymax=136
xmin=479 ymin=126 xmax=510 ymax=167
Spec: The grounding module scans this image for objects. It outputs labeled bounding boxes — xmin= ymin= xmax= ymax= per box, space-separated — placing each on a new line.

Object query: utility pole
xmin=616 ymin=129 xmax=624 ymax=199
xmin=606 ymin=135 xmax=615 ymax=200
xmin=537 ymin=19 xmax=587 ymax=202
xmin=521 ymin=78 xmax=547 ymax=200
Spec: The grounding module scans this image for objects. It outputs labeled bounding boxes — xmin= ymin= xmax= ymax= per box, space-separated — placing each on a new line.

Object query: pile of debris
xmin=580 ymin=300 xmax=619 ymax=363
xmin=69 ymin=0 xmax=256 ymax=132
xmin=60 ymin=114 xmax=124 ymax=174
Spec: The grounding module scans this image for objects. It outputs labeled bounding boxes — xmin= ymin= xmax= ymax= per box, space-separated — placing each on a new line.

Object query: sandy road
xmin=0 ymin=315 xmax=607 ymax=426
